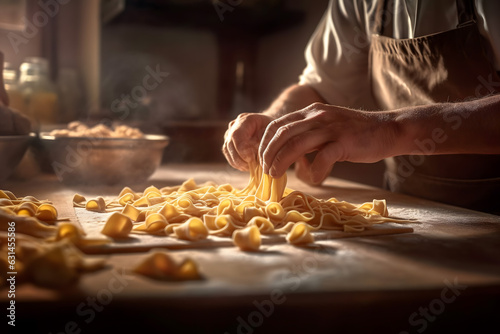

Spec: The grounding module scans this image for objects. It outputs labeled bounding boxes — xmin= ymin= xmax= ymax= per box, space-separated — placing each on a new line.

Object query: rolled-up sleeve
xmin=299 ymin=0 xmax=378 ymax=109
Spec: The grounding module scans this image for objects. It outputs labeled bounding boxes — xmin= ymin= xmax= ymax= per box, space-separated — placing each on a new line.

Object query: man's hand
xmin=259 ymin=102 xmax=400 ymax=184
xmin=223 ymin=112 xmax=275 ymax=171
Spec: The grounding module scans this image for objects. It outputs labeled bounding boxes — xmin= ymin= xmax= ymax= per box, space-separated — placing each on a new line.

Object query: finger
xmin=294 ymin=156 xmax=317 ymax=186
xmin=310 ymin=142 xmax=343 ymax=184
xmin=265 ymin=127 xmax=331 ymax=178
xmin=223 ymin=122 xmax=251 ymax=170
xmin=258 ymin=112 xmax=304 ymax=170
xmin=230 ymin=122 xmax=260 ymax=164
xmin=224 ymin=139 xmax=248 ymax=171
xmin=295 ymin=155 xmax=333 ymax=186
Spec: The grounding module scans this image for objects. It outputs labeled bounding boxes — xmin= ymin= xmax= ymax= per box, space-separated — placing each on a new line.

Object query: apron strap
xmin=456 ymin=0 xmax=477 ymax=27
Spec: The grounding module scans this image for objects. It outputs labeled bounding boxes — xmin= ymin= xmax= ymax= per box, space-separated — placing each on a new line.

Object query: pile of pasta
xmin=0 ymin=190 xmax=108 ymax=288
xmin=76 ymin=162 xmax=408 ymax=252
xmin=0 ymin=190 xmax=202 ymax=287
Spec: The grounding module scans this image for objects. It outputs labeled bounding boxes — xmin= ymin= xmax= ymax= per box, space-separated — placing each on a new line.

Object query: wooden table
xmin=2 ymin=164 xmax=500 ymax=334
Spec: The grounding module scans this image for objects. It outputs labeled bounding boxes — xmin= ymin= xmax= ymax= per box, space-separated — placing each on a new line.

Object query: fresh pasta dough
xmin=77 ymin=161 xmax=409 ymax=250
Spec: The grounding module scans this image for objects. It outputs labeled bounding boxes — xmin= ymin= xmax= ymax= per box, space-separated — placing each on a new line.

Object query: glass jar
xmin=19 ymin=57 xmax=59 ymax=124
xmin=2 ymin=62 xmax=25 ymax=112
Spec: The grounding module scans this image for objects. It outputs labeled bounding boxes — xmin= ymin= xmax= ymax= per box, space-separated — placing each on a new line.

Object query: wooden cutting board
xmin=75 ymin=207 xmax=414 ymax=254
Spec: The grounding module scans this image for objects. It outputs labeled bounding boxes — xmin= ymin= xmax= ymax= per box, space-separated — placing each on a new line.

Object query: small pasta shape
xmin=101 ymin=212 xmax=133 ymax=238
xmin=133 ymin=251 xmax=202 ymax=281
xmin=35 ymin=203 xmax=58 ymax=222
xmin=232 ymin=225 xmax=261 ymax=251
xmin=173 ymin=217 xmax=209 ymax=241
xmin=286 ymin=223 xmax=314 ymax=245
xmin=85 ymin=197 xmax=106 ymax=213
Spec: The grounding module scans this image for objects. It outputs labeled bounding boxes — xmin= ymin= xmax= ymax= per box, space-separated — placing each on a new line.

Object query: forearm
xmin=393 ymin=94 xmax=500 ymax=156
xmin=263 ymin=84 xmax=326 ymax=118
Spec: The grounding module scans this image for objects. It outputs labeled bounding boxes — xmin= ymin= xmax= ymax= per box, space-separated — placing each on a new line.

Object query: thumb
xmin=295 ymin=155 xmax=331 ymax=186
xmin=310 ymin=142 xmax=340 ymax=184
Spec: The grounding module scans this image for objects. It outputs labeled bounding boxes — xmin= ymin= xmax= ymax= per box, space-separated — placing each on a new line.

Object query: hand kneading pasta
xmin=76 ymin=161 xmax=410 ymax=251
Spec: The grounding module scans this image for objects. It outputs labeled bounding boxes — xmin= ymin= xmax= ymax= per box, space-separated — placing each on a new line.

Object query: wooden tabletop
xmin=2 ymin=163 xmax=500 ymax=334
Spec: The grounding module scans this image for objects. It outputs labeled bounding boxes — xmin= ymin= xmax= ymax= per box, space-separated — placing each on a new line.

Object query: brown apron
xmin=369 ymin=0 xmax=500 ymax=214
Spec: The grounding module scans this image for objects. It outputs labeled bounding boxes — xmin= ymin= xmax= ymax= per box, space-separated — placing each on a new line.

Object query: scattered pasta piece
xmin=233 ymin=225 xmax=261 ymax=251
xmin=1 ymin=207 xmax=56 ymax=239
xmin=286 ymin=223 xmax=315 ymax=245
xmin=101 ymin=212 xmax=133 ymax=238
xmin=85 ymin=197 xmax=107 ymax=213
xmin=23 ymin=240 xmax=106 ymax=288
xmin=72 ymin=194 xmax=87 ymax=207
xmin=173 ymin=217 xmax=209 ymax=241
xmin=49 ymin=223 xmax=110 ymax=248
xmin=36 ymin=203 xmax=58 ymax=222
xmin=132 ymin=250 xmax=203 ymax=281
xmin=122 ymin=203 xmax=142 ymax=221
xmin=0 ymin=232 xmax=106 ymax=289
xmin=0 ymin=190 xmax=108 ymax=289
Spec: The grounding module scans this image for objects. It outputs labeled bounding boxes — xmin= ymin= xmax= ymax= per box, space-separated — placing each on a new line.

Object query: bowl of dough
xmin=39 ymin=122 xmax=169 ymax=185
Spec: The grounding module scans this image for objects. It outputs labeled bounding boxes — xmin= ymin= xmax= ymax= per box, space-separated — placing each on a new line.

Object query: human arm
xmin=223 ymin=0 xmax=373 ymax=182
xmin=259 ymin=95 xmax=500 ymax=184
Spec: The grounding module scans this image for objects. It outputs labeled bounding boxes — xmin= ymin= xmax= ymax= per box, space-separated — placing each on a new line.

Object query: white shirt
xmin=299 ymin=0 xmax=500 ymax=109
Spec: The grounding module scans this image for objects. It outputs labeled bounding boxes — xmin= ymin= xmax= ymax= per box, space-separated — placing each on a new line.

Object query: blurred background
xmin=0 ymin=0 xmax=385 ymax=186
